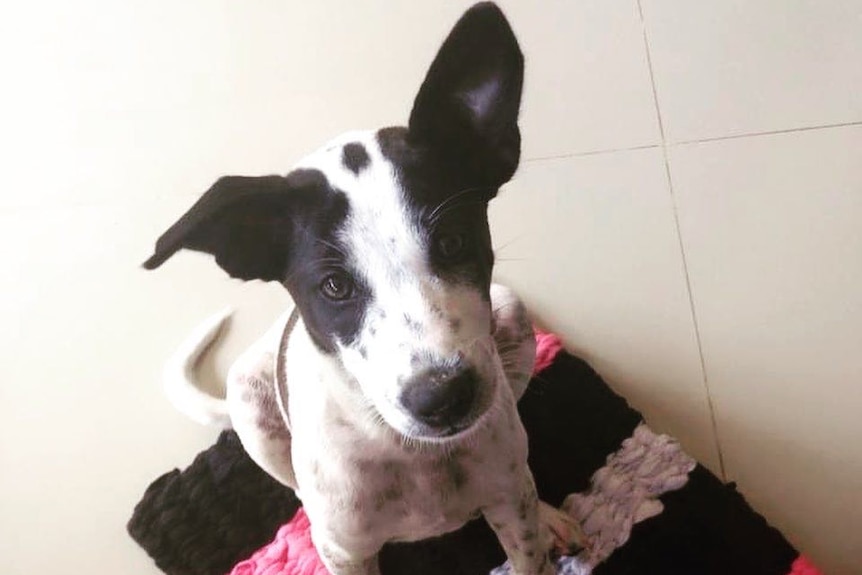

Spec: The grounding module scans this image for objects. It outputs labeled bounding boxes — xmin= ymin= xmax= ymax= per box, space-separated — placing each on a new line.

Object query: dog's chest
xmin=296 ymin=415 xmax=526 ymax=545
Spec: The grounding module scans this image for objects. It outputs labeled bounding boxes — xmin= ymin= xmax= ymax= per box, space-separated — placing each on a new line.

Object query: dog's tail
xmin=163 ymin=308 xmax=232 ymax=428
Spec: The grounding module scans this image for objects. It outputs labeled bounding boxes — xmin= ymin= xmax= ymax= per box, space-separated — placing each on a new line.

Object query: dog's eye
xmin=436 ymin=233 xmax=467 ymax=261
xmin=320 ymin=272 xmax=354 ymax=301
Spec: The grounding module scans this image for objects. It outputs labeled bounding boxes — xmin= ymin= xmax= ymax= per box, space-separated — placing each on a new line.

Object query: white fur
xmin=162 ymin=307 xmax=232 ymax=427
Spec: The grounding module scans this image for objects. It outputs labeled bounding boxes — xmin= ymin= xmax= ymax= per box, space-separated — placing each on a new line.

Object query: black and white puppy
xmin=144 ymin=4 xmax=585 ymax=574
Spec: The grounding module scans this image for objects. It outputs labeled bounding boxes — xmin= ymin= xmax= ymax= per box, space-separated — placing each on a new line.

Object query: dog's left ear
xmin=408 ymin=2 xmax=524 ymax=189
xmin=142 ymin=174 xmax=310 ymax=282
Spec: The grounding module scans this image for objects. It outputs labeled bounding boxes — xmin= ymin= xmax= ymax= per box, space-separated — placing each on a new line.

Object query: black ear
xmin=408 ymin=2 xmax=524 ymax=187
xmin=142 ymin=175 xmax=301 ymax=282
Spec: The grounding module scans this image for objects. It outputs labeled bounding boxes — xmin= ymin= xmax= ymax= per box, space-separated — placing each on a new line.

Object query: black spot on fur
xmin=449 ymin=317 xmax=462 ymax=332
xmin=448 ymin=460 xmax=468 ymax=489
xmin=404 ymin=314 xmax=423 ymax=333
xmin=383 ymin=482 xmax=404 ymax=502
xmin=342 ymin=142 xmax=370 ymax=175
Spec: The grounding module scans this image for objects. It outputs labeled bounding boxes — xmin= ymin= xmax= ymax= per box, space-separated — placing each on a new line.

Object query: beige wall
xmin=1 ymin=1 xmax=859 ymax=573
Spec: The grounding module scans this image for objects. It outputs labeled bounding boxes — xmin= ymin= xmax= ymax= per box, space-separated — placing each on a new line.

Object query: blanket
xmin=128 ymin=330 xmax=820 ymax=575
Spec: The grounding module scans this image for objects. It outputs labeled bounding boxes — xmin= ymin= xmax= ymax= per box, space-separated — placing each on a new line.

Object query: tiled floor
xmin=1 ymin=1 xmax=859 ymax=573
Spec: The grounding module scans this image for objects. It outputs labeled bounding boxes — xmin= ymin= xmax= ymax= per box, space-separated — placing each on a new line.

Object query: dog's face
xmin=144 ymin=3 xmax=524 ymax=441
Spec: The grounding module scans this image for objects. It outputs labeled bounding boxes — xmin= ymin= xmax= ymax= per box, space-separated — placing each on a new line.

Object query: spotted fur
xmin=144 ymin=3 xmax=586 ymax=574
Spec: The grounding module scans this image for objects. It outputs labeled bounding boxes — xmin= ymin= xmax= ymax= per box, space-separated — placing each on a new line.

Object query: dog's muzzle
xmin=399 ymin=360 xmax=480 ymax=435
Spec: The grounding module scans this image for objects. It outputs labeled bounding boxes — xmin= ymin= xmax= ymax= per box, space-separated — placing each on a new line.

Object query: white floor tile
xmin=491 ymin=148 xmax=720 ymax=472
xmin=0 ymin=199 xmax=290 ymax=575
xmin=669 ymin=125 xmax=862 ymax=574
xmin=500 ymin=0 xmax=661 ymax=157
xmin=2 ymin=1 xmax=660 ymax=209
xmin=641 ymin=0 xmax=862 ymax=142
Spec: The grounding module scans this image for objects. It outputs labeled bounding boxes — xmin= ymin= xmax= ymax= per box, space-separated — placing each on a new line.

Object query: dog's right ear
xmin=408 ymin=2 xmax=524 ymax=188
xmin=142 ymin=174 xmax=306 ymax=282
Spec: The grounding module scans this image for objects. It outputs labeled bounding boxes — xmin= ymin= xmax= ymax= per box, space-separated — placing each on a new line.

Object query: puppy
xmin=144 ymin=3 xmax=585 ymax=574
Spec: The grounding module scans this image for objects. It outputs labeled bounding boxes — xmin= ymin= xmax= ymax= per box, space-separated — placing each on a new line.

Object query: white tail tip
xmin=163 ymin=308 xmax=233 ymax=427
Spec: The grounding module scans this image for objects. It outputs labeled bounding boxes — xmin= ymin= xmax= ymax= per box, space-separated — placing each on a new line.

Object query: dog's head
xmin=144 ymin=3 xmax=524 ymax=441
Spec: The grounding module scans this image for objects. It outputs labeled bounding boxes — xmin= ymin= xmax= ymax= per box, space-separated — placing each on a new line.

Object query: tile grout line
xmin=523 ymin=143 xmax=660 ymax=163
xmin=524 ymin=122 xmax=862 ymax=165
xmin=636 ymin=0 xmax=727 ymax=480
xmin=672 ymin=119 xmax=862 ymax=146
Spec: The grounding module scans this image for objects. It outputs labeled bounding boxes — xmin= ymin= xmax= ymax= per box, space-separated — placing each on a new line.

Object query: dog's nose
xmin=400 ymin=364 xmax=478 ymax=428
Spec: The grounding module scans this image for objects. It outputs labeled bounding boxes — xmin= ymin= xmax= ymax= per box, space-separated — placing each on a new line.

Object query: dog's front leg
xmin=311 ymin=530 xmax=381 ymax=575
xmin=483 ymin=473 xmax=554 ymax=575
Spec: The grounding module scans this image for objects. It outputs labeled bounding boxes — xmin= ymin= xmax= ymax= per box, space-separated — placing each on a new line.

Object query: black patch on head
xmin=342 ymin=142 xmax=370 ymax=175
xmin=277 ymin=172 xmax=370 ymax=354
xmin=374 ymin=4 xmax=522 ymax=297
xmin=143 ymin=168 xmax=370 ymax=355
xmin=377 ymin=127 xmax=497 ymax=296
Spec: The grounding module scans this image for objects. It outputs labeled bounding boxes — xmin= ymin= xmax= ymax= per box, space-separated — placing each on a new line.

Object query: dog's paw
xmin=538 ymin=501 xmax=590 ymax=557
xmin=489 ymin=556 xmax=557 ymax=575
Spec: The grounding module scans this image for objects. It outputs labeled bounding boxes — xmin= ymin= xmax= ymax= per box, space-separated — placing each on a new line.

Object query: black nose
xmin=400 ymin=364 xmax=478 ymax=428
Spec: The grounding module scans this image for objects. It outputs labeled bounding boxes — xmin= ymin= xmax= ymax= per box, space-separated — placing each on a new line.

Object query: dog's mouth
xmin=411 ymin=413 xmax=480 ymax=440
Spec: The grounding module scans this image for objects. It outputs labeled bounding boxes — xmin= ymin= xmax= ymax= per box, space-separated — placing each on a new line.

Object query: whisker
xmin=425 ymin=186 xmax=489 ymax=226
xmin=493 ymin=232 xmax=528 ymax=256
xmin=315 ymin=238 xmax=349 ymax=259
